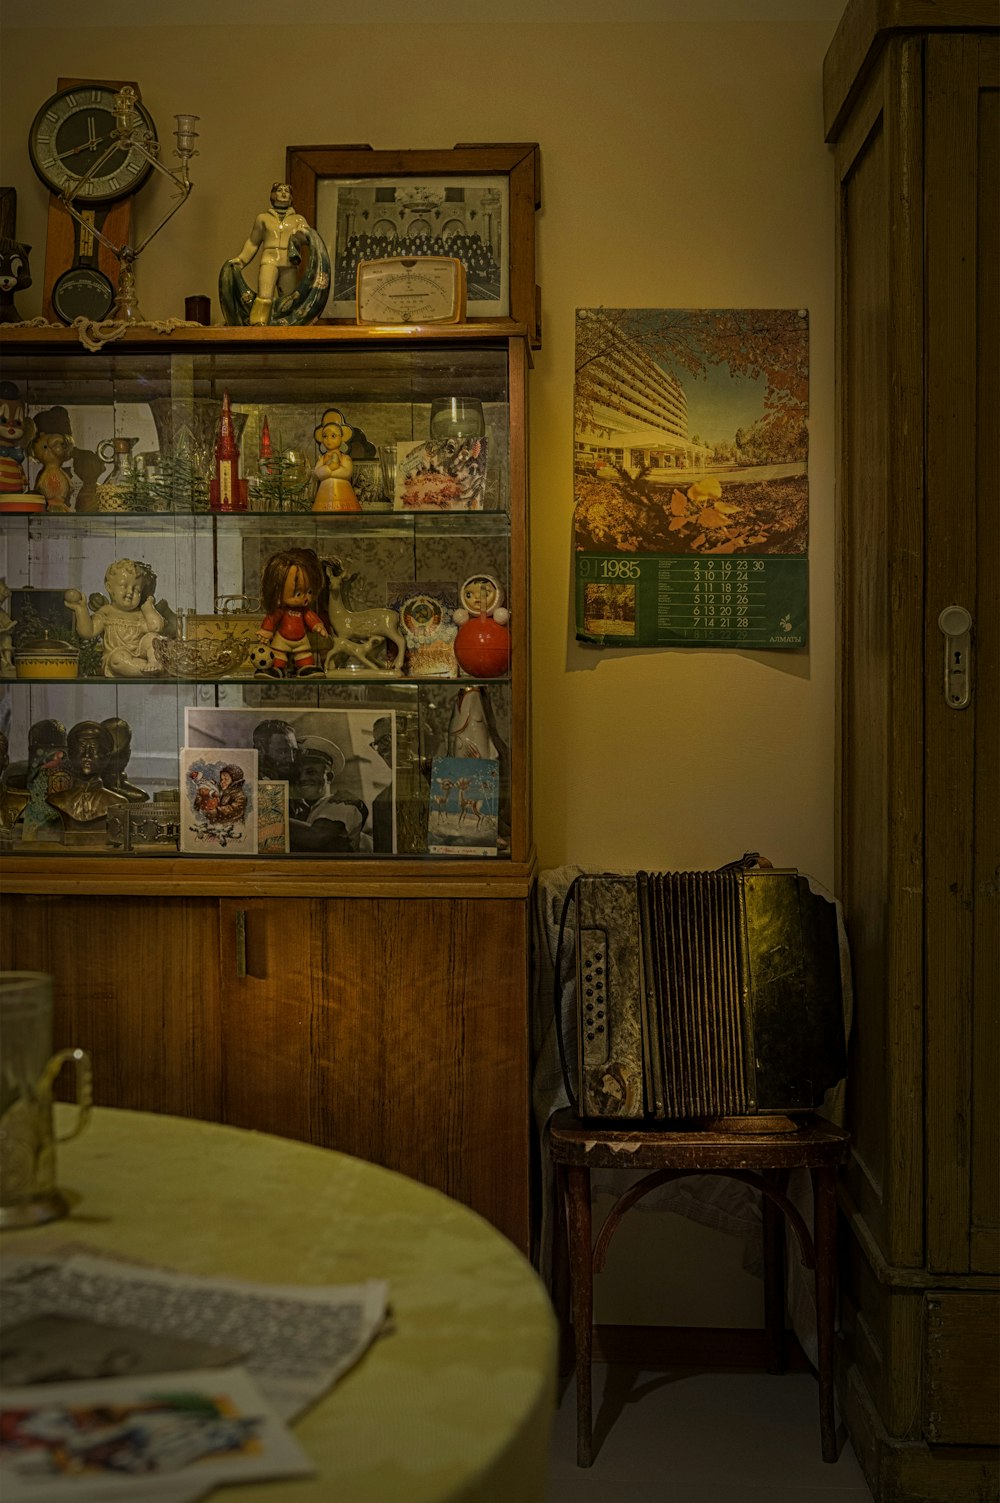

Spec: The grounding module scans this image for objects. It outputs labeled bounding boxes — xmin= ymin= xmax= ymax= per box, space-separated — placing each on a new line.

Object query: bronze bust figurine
xmin=47 ymin=720 xmax=129 ymax=836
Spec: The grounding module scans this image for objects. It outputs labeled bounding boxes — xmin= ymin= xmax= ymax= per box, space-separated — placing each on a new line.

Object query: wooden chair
xmin=548 ymin=1107 xmax=850 ymax=1466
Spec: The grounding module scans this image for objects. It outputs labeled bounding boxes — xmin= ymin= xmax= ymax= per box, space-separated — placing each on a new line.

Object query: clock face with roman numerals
xmin=28 ymin=84 xmax=157 ymax=204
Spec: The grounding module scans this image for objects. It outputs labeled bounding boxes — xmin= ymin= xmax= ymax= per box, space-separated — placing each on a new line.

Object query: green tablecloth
xmin=1 ymin=1107 xmax=557 ymax=1502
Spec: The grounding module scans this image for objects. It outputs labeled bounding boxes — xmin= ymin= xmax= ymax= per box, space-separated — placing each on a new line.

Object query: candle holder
xmin=57 ymin=88 xmax=198 ymax=324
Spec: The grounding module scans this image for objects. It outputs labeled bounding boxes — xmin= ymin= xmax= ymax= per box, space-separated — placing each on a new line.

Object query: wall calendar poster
xmin=573 ymin=307 xmax=809 ymax=649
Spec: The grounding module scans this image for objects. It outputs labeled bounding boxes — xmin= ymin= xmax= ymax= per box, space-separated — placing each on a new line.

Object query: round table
xmin=0 ymin=1108 xmax=557 ymax=1502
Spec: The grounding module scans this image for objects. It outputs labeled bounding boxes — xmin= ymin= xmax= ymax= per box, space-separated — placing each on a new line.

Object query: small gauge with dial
xmin=356 ymin=256 xmax=467 ymax=326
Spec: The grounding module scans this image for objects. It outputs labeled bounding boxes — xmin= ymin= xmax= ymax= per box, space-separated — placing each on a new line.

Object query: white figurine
xmin=64 ymin=559 xmax=166 ymax=677
xmin=221 ymin=181 xmax=331 ymax=327
xmin=229 ymin=182 xmax=310 ymax=324
xmin=322 ymin=557 xmax=406 ymax=677
xmin=448 ymin=686 xmax=499 ymax=761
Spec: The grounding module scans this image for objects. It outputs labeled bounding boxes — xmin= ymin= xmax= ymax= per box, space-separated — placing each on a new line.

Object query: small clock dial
xmin=51 ymin=265 xmax=115 ymax=324
xmin=29 ymin=85 xmax=157 ymax=204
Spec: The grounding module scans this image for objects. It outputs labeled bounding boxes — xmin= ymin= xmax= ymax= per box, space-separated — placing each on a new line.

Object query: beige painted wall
xmin=1 ymin=2 xmax=846 ymax=1324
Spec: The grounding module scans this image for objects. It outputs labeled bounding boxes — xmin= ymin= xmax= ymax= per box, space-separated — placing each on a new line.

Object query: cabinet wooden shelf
xmin=0 ymin=322 xmax=536 ymax=1250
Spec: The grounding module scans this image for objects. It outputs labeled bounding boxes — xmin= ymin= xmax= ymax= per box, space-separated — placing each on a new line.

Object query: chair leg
xmin=762 ymin=1169 xmax=787 ymax=1374
xmin=551 ymin=1163 xmax=572 ymax=1377
xmin=812 ymin=1164 xmax=839 ymax=1462
xmin=565 ymin=1163 xmax=594 ymax=1467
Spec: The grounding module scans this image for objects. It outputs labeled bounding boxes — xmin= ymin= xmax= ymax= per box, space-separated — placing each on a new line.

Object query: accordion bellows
xmin=575 ymin=869 xmax=846 ymax=1120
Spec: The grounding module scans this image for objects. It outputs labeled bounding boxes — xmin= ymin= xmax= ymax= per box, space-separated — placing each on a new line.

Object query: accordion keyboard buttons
xmin=580 ymin=930 xmax=610 ymax=1064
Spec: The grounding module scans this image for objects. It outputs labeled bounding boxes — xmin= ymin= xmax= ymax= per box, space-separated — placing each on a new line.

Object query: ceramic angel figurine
xmin=64 ymin=558 xmax=167 ymax=677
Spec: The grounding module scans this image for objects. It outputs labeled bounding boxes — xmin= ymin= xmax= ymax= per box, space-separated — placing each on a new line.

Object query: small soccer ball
xmin=248 ymin=642 xmax=275 ymax=675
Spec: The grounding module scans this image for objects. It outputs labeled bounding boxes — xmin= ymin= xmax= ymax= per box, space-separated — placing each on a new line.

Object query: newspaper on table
xmin=0 ymin=1249 xmax=388 ymax=1419
xmin=0 ymin=1248 xmax=389 ymax=1503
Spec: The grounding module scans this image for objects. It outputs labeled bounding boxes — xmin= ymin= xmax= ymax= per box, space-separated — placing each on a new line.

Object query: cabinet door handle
xmin=938 ymin=605 xmax=973 ymax=710
xmin=235 ymin=908 xmax=247 ymax=979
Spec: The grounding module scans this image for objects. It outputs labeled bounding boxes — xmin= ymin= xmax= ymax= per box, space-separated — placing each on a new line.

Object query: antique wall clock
xmin=28 ymin=79 xmax=157 ymax=322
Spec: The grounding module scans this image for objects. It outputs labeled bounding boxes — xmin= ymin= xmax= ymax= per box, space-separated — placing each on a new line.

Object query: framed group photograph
xmin=285 ymin=143 xmax=541 ymax=344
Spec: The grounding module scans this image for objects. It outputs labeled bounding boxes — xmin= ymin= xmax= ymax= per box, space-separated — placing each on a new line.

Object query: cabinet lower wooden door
xmin=218 ymin=897 xmax=531 ymax=1251
xmin=0 ymin=895 xmax=223 ymax=1123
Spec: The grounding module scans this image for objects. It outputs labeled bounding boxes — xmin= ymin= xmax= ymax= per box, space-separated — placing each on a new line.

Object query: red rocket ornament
xmin=210 ymin=390 xmax=248 ymax=512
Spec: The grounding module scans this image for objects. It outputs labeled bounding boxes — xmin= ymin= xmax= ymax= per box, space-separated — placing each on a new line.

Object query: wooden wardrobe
xmin=824 ymin=3 xmax=999 ymax=1498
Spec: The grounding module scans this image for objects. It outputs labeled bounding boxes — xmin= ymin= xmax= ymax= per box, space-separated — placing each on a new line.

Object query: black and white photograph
xmin=184 ymin=707 xmax=396 ymax=855
xmin=316 ymin=176 xmax=509 ymax=320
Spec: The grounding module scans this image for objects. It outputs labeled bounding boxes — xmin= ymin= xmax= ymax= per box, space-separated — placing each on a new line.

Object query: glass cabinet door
xmin=0 ymin=336 xmax=524 ymax=864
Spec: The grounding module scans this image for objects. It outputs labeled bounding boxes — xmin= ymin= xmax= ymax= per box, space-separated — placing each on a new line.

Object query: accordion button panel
xmin=580 ymin=930 xmax=610 ymax=1066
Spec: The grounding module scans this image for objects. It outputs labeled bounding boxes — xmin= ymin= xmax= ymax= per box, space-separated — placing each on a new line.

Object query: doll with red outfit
xmin=256 ymin=547 xmax=328 ymax=678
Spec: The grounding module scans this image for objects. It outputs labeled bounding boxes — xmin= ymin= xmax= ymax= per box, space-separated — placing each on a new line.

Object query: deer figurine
xmin=322 ymin=556 xmax=406 ymax=677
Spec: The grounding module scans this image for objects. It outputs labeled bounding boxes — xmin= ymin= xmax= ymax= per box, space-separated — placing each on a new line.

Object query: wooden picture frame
xmin=285 ymin=143 xmax=541 ymax=346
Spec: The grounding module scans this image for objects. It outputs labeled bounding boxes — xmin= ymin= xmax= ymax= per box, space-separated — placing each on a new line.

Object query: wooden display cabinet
xmin=0 ymin=324 xmax=535 ymax=1252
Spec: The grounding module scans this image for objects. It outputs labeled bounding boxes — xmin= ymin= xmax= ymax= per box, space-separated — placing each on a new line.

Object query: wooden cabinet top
xmin=823 ymin=0 xmax=999 ymax=139
xmin=0 ymin=321 xmax=532 ymax=353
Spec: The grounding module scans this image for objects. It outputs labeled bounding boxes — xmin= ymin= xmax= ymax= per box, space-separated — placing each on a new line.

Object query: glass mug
xmin=0 ymin=972 xmax=92 ymax=1228
xmin=428 ymin=397 xmax=485 ymax=442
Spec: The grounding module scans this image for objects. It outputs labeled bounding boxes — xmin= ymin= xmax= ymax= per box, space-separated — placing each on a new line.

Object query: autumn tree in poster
xmin=573 ymin=308 xmax=810 ymax=649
